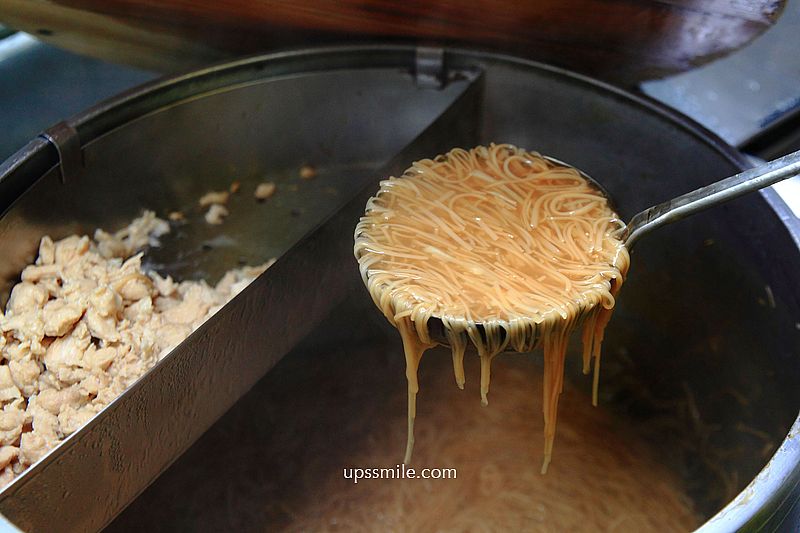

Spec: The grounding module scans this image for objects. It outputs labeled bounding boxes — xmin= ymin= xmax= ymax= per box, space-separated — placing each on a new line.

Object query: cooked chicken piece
xmin=77 ymin=373 xmax=109 ymax=398
xmin=89 ymin=286 xmax=123 ymax=319
xmin=0 ymin=466 xmax=13 ymax=487
xmin=299 ymin=164 xmax=317 ymax=180
xmin=123 ymin=296 xmax=152 ymax=322
xmin=84 ymin=309 xmax=120 ymax=343
xmin=3 ymin=341 xmax=32 ymax=362
xmin=161 ymin=288 xmax=213 ymax=325
xmin=18 ymin=397 xmax=60 ymax=466
xmin=0 ymin=405 xmax=24 ymax=446
xmin=6 ymin=283 xmax=48 ymax=316
xmin=94 ymin=211 xmax=169 ymax=259
xmin=204 ymin=204 xmax=229 ymax=225
xmin=254 ymin=182 xmax=276 ymax=201
xmin=25 ymin=397 xmax=61 ymax=439
xmin=198 ymin=191 xmax=230 ymax=207
xmin=58 ymin=405 xmax=97 ymax=437
xmin=0 ymin=447 xmax=18 ymax=470
xmin=93 ymin=231 xmax=127 ymax=259
xmin=121 ymin=212 xmax=169 ymax=251
xmin=36 ymin=386 xmax=85 ymax=416
xmin=54 ymin=235 xmax=91 ymax=265
xmin=8 ymin=359 xmax=41 ymax=397
xmin=0 ymin=312 xmax=45 ymax=350
xmin=82 ymin=346 xmax=117 ymax=372
xmin=150 ymin=272 xmax=177 ymax=297
xmin=36 ymin=236 xmax=55 ymax=266
xmin=0 ymin=210 xmax=272 ymax=484
xmin=115 ymin=274 xmax=153 ymax=302
xmin=43 ymin=324 xmax=92 ymax=385
xmin=0 ymin=367 xmax=22 ymax=404
xmin=42 ymin=299 xmax=84 ymax=337
xmin=20 ymin=264 xmax=61 ymax=283
xmin=19 ymin=432 xmax=57 ymax=466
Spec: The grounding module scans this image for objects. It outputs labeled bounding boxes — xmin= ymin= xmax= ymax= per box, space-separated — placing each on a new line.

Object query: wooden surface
xmin=0 ymin=0 xmax=786 ymax=85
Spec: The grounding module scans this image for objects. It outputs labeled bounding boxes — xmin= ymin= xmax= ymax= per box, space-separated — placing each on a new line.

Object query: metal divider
xmin=0 ymin=66 xmax=484 ymax=532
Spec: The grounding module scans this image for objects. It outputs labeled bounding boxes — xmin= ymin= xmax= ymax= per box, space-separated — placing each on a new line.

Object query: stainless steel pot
xmin=0 ymin=46 xmax=797 ymax=532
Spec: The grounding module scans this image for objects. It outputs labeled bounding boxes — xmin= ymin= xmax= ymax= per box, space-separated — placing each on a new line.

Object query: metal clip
xmin=39 ymin=121 xmax=82 ymax=184
xmin=415 ymin=47 xmax=445 ymax=89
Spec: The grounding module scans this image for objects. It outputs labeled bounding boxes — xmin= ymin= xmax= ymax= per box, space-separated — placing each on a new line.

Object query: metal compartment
xmin=0 ymin=46 xmax=797 ymax=531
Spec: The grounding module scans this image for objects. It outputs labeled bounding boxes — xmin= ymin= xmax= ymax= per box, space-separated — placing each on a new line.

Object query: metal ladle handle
xmin=622 ymin=148 xmax=800 ymax=248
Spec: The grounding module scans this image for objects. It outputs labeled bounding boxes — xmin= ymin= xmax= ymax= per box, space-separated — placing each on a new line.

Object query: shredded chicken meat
xmin=0 ymin=211 xmax=272 ymax=487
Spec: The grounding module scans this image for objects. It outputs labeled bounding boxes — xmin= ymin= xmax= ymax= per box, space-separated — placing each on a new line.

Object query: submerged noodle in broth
xmin=286 ymin=348 xmax=697 ymax=532
xmin=354 ymin=144 xmax=630 ymax=471
xmin=107 ymin=322 xmax=700 ymax=532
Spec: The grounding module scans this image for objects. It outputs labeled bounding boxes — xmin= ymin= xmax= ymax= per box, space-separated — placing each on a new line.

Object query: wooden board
xmin=0 ymin=0 xmax=785 ymax=85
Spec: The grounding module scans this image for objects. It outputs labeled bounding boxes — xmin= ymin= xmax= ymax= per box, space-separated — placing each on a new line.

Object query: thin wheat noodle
xmin=354 ymin=144 xmax=629 ymax=473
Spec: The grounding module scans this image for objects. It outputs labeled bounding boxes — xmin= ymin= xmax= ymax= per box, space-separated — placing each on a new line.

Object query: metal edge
xmin=0 ymin=43 xmax=757 ymax=169
xmin=698 ymin=417 xmax=800 ymax=532
xmin=0 ymin=139 xmax=57 ymax=217
xmin=66 ymin=45 xmax=421 ymax=143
